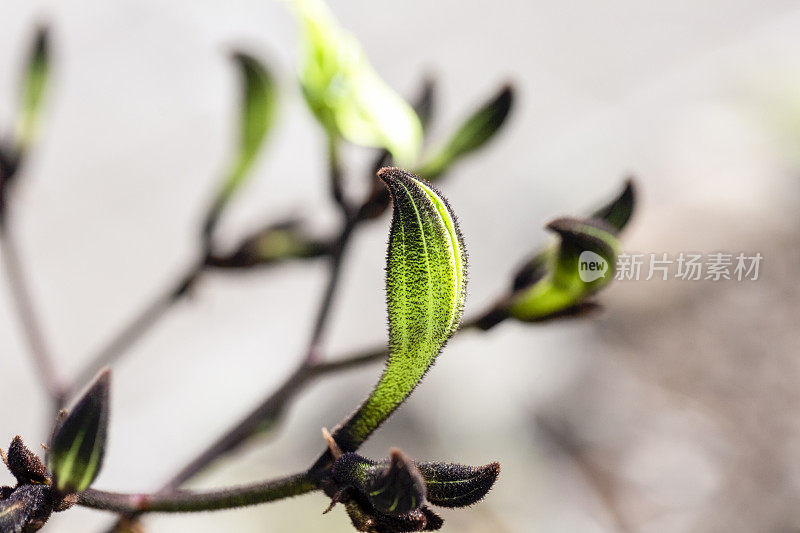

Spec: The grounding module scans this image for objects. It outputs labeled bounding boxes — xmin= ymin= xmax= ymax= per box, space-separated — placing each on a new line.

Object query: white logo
xmin=578 ymin=251 xmax=608 ymax=282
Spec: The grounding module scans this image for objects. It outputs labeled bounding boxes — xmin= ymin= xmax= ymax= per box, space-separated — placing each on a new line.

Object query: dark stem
xmin=161 ymin=363 xmax=315 ymax=491
xmin=79 ymin=473 xmax=317 ymax=514
xmin=304 ymin=214 xmax=355 ymax=364
xmin=63 ymin=260 xmax=205 ymax=405
xmin=162 ymin=213 xmax=360 ymax=490
xmin=0 ymin=223 xmax=66 ymax=404
xmin=327 ymin=135 xmax=346 ymax=210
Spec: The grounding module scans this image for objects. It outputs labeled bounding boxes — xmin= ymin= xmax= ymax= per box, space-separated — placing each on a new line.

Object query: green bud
xmin=416 ymin=84 xmax=513 ymax=180
xmin=364 ymin=449 xmax=426 ymax=516
xmin=330 ymin=451 xmax=444 ymax=532
xmin=332 ymin=168 xmax=466 ymax=451
xmin=418 ymin=461 xmax=500 ymax=508
xmin=469 ymin=179 xmax=638 ymax=328
xmin=14 ymin=27 xmax=50 ymax=153
xmin=202 ymin=52 xmax=276 ymax=241
xmin=590 ymin=178 xmax=636 ymax=232
xmin=205 ymin=219 xmax=331 ymax=268
xmin=48 ymin=369 xmax=111 ymax=495
xmin=507 ymin=217 xmax=620 ymax=322
xmin=295 ymin=0 xmax=422 ymax=166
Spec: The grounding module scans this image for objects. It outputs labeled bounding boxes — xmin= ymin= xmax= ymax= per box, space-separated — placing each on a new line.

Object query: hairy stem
xmin=79 ymin=473 xmax=317 ymax=514
xmin=0 ymin=223 xmax=65 ymax=404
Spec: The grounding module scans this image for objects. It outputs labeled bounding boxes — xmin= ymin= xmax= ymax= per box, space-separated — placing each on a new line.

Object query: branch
xmin=0 ymin=223 xmax=65 ymax=403
xmin=161 ymin=214 xmax=360 ymax=491
xmin=79 ymin=473 xmax=316 ymax=514
xmin=63 ymin=260 xmax=204 ymax=404
xmin=160 ymin=315 xmax=483 ymax=491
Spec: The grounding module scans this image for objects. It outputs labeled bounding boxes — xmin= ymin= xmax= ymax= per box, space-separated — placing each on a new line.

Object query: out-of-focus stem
xmin=0 ymin=223 xmax=66 ymax=404
xmin=63 ymin=260 xmax=205 ymax=406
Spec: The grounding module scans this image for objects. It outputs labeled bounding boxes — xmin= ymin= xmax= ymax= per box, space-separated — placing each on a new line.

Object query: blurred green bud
xmin=416 ymin=84 xmax=513 ymax=180
xmin=512 ymin=179 xmax=636 ymax=292
xmin=294 ymin=0 xmax=422 ymax=166
xmin=202 ymin=52 xmax=276 ymax=242
xmin=48 ymin=369 xmax=110 ymax=495
xmin=474 ymin=179 xmax=637 ymax=329
xmin=14 ymin=27 xmax=50 ymax=154
xmin=417 ymin=461 xmax=500 ymax=508
xmin=205 ymin=219 xmax=332 ymax=269
xmin=506 ymin=217 xmax=620 ymax=322
xmin=590 ymin=177 xmax=635 ymax=232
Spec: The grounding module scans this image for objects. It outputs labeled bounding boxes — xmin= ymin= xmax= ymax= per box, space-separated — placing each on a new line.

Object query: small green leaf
xmin=417 ymin=461 xmax=500 ymax=508
xmin=416 ymin=84 xmax=513 ymax=180
xmin=590 ymin=178 xmax=636 ymax=232
xmin=14 ymin=27 xmax=50 ymax=153
xmin=294 ymin=0 xmax=422 ymax=166
xmin=333 ymin=167 xmax=466 ymax=451
xmin=507 ymin=217 xmax=619 ymax=322
xmin=202 ymin=52 xmax=276 ymax=240
xmin=48 ymin=369 xmax=110 ymax=495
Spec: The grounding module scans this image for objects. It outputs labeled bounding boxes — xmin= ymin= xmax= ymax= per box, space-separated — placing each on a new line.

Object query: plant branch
xmin=0 ymin=223 xmax=65 ymax=403
xmin=79 ymin=472 xmax=317 ymax=514
xmin=63 ymin=259 xmax=205 ymax=405
xmin=158 ymin=311 xmax=485 ymax=492
xmin=161 ymin=212 xmax=360 ymax=491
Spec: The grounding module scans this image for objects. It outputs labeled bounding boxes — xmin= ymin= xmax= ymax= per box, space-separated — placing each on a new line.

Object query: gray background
xmin=1 ymin=1 xmax=798 ymax=531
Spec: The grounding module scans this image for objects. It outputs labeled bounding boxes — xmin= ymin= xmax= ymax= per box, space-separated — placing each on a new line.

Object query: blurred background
xmin=1 ymin=0 xmax=799 ymax=531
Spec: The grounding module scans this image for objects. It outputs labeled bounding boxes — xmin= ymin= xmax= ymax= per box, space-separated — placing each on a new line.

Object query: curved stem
xmin=0 ymin=223 xmax=65 ymax=404
xmin=160 ymin=216 xmax=362 ymax=491
xmin=79 ymin=473 xmax=317 ymax=514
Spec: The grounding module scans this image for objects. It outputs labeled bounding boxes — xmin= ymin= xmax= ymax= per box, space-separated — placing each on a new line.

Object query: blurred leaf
xmin=295 ymin=0 xmax=422 ymax=166
xmin=507 ymin=217 xmax=619 ymax=322
xmin=14 ymin=27 xmax=49 ymax=153
xmin=203 ymin=53 xmax=276 ymax=240
xmin=418 ymin=461 xmax=500 ymax=508
xmin=205 ymin=218 xmax=331 ymax=268
xmin=408 ymin=76 xmax=436 ymax=134
xmin=362 ymin=78 xmax=438 ymax=221
xmin=590 ymin=178 xmax=636 ymax=232
xmin=48 ymin=369 xmax=110 ymax=495
xmin=333 ymin=168 xmax=466 ymax=451
xmin=416 ymin=84 xmax=513 ymax=180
